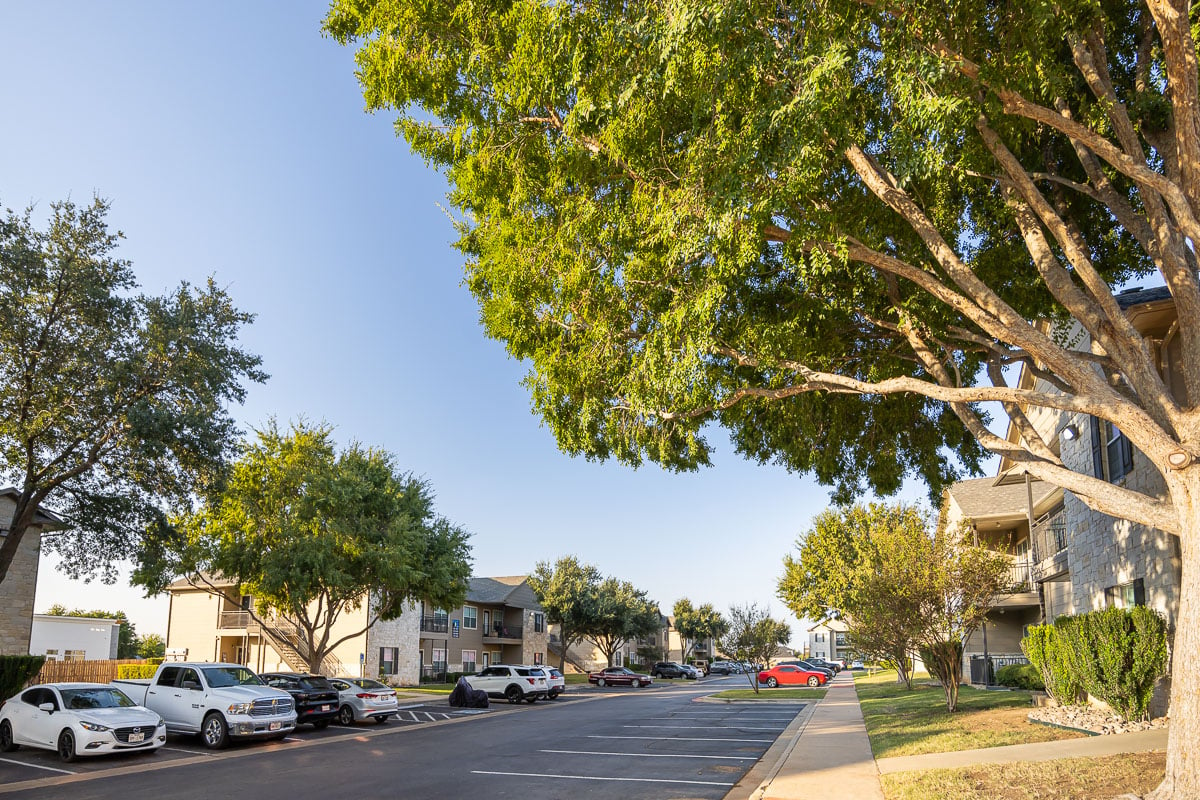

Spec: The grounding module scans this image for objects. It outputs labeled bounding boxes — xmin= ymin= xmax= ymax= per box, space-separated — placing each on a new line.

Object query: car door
xmin=778 ymin=666 xmax=802 ymax=685
xmin=9 ymin=688 xmax=41 ymax=746
xmin=148 ymin=666 xmax=186 ymax=728
xmin=24 ymin=687 xmax=61 ymax=748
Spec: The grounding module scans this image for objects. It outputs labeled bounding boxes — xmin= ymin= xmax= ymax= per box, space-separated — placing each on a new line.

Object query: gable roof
xmin=944 ymin=475 xmax=1059 ymax=520
xmin=0 ymin=488 xmax=68 ymax=531
xmin=466 ymin=576 xmax=542 ymax=610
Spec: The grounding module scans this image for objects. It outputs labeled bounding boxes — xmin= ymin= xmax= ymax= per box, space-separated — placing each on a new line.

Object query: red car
xmin=758 ymin=664 xmax=828 ymax=688
xmin=588 ymin=667 xmax=653 ymax=688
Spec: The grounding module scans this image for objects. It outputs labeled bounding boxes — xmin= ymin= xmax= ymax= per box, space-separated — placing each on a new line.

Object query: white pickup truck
xmin=112 ymin=662 xmax=296 ymax=749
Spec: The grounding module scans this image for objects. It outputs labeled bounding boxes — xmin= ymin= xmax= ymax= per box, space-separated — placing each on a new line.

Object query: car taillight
xmin=527 ymin=678 xmax=535 ymax=685
xmin=356 ymin=693 xmax=375 ymax=699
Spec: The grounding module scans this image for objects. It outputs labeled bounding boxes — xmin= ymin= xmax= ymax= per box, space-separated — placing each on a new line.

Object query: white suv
xmin=465 ymin=665 xmax=549 ymax=704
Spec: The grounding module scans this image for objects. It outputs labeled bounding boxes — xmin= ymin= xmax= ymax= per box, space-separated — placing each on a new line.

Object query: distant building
xmin=30 ymin=614 xmax=121 ymax=661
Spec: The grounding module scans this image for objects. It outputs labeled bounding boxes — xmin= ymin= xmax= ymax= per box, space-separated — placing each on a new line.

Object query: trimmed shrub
xmin=116 ymin=663 xmax=160 ymax=680
xmin=0 ymin=655 xmax=46 ymax=699
xmin=146 ymin=657 xmax=165 ymax=666
xmin=995 ymin=662 xmax=1044 ymax=691
xmin=1022 ymin=623 xmax=1082 ymax=705
xmin=1057 ymin=606 xmax=1167 ymax=721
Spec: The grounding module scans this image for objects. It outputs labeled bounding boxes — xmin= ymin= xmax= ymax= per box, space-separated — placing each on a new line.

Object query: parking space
xmin=468 ymin=693 xmax=806 ymax=799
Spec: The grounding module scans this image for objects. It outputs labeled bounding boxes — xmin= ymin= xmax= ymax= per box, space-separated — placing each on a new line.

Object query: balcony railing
xmin=421 ymin=616 xmax=449 ymax=633
xmin=1005 ymin=560 xmax=1034 ymax=593
xmin=484 ymin=623 xmax=523 ymax=640
xmin=969 ymin=654 xmax=1030 ymax=684
xmin=218 ymin=611 xmax=250 ymax=629
xmin=1031 ymin=507 xmax=1068 ymax=563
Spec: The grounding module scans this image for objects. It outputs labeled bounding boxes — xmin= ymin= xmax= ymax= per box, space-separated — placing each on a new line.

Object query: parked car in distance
xmin=259 ymin=673 xmax=340 ymax=729
xmin=112 ymin=662 xmax=295 ymax=749
xmin=776 ymin=659 xmax=835 ymax=679
xmin=588 ymin=667 xmax=653 ymax=688
xmin=758 ymin=664 xmax=828 ymax=688
xmin=806 ymin=657 xmax=842 ymax=673
xmin=650 ymin=662 xmax=695 ymax=680
xmin=850 ymin=660 xmax=866 ymax=670
xmin=328 ymin=677 xmax=399 ymax=725
xmin=681 ymin=664 xmax=703 ymax=679
xmin=707 ymin=661 xmax=737 ymax=675
xmin=0 ymin=683 xmax=166 ymax=762
xmin=539 ymin=667 xmax=566 ymax=699
xmin=465 ymin=665 xmax=549 ymax=704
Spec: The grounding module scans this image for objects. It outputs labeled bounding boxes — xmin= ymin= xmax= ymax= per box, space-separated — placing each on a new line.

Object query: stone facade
xmin=363 ymin=600 xmax=422 ymax=685
xmin=0 ymin=492 xmax=64 ymax=656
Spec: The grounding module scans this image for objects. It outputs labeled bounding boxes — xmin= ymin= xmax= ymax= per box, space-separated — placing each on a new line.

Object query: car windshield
xmin=203 ymin=667 xmax=264 ymax=687
xmin=60 ymin=687 xmax=136 ymax=710
xmin=299 ymin=676 xmax=333 ymax=690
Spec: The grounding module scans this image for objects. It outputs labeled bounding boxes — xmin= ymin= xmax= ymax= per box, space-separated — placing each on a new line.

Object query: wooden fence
xmin=34 ymin=659 xmax=144 ymax=685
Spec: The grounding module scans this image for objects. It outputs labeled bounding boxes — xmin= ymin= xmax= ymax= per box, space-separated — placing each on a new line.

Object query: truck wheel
xmin=57 ymin=730 xmax=77 ymax=762
xmin=0 ymin=720 xmax=17 ymax=752
xmin=505 ymin=685 xmax=523 ymax=704
xmin=201 ymin=712 xmax=229 ymax=749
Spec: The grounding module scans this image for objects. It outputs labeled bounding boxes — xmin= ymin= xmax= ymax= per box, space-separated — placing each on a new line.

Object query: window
xmin=1091 ymin=418 xmax=1134 ymax=482
xmin=1105 ymin=578 xmax=1146 ymax=609
xmin=432 ymin=648 xmax=447 ymax=670
xmin=614 ymin=651 xmax=623 ymax=667
xmin=64 ymin=649 xmax=86 ymax=662
xmin=379 ymin=647 xmax=398 ymax=675
xmin=533 ymin=652 xmax=543 ymax=665
xmin=463 ymin=606 xmax=478 ymax=629
xmin=533 ymin=613 xmax=545 ymax=633
xmin=815 ymin=633 xmax=825 ymax=643
xmin=834 ymin=633 xmax=848 ymax=647
xmin=43 ymin=648 xmax=59 ymax=660
xmin=462 ymin=650 xmax=477 ymax=673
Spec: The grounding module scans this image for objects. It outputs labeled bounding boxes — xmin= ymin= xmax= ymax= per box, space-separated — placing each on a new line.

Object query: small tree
xmin=719 ymin=603 xmax=791 ymax=692
xmin=137 ymin=633 xmax=166 ymax=660
xmin=529 ymin=556 xmax=602 ymax=671
xmin=584 ymin=578 xmax=660 ymax=667
xmin=136 ymin=420 xmax=472 ymax=673
xmin=1022 ymin=622 xmax=1083 ymax=706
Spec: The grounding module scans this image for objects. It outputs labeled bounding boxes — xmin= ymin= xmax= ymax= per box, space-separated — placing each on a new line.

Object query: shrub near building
xmin=1022 ymin=607 xmax=1168 ymax=721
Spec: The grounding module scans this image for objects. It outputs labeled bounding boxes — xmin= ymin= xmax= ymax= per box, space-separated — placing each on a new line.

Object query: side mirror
xmin=181 ymin=680 xmax=202 ymax=691
xmin=38 ymin=702 xmax=54 ymax=713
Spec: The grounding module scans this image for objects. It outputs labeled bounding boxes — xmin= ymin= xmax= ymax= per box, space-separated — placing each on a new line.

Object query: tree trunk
xmin=1149 ymin=482 xmax=1200 ymax=799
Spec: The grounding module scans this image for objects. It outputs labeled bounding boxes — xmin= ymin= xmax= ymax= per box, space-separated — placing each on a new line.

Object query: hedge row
xmin=0 ymin=655 xmax=46 ymax=700
xmin=1021 ymin=606 xmax=1168 ymax=721
xmin=116 ymin=663 xmax=160 ymax=680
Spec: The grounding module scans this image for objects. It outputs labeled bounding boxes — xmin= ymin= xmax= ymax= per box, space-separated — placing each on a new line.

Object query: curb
xmin=721 ymin=698 xmax=819 ymax=800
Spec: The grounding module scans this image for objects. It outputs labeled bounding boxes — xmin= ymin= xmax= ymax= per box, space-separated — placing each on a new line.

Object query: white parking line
xmin=541 ymin=749 xmax=755 ymax=761
xmin=472 ymin=770 xmax=734 ymax=787
xmin=588 ymin=734 xmax=774 ymax=743
xmin=0 ymin=757 xmax=75 ymax=775
xmin=624 ymin=724 xmax=785 ymax=731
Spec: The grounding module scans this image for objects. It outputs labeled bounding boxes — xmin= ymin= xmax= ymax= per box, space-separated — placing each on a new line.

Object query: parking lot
xmin=0 ymin=678 xmax=805 ymax=799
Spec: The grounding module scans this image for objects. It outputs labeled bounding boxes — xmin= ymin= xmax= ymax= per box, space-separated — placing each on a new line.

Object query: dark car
xmin=259 ymin=673 xmax=340 ymax=729
xmin=707 ymin=661 xmax=736 ymax=675
xmin=650 ymin=662 xmax=696 ymax=680
xmin=807 ymin=657 xmax=842 ymax=673
xmin=776 ymin=659 xmax=835 ymax=679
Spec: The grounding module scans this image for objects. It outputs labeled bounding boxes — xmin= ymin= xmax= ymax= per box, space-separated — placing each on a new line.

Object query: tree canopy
xmin=0 ymin=197 xmax=264 ymax=586
xmin=719 ymin=603 xmax=791 ymax=691
xmin=136 ymin=420 xmax=473 ymax=673
xmin=529 ymin=555 xmax=602 ymax=671
xmin=326 ymin=1 xmax=1200 ymax=792
xmin=584 ymin=577 xmax=661 ymax=667
xmin=672 ymin=598 xmax=729 ymax=661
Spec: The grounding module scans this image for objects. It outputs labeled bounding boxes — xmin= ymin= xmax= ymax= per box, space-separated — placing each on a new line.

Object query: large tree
xmin=135 ymin=420 xmax=472 ymax=673
xmin=584 ymin=577 xmax=661 ymax=667
xmin=529 ymin=555 xmax=602 ymax=671
xmin=327 ymin=1 xmax=1200 ymax=793
xmin=719 ymin=603 xmax=792 ymax=692
xmin=672 ymin=598 xmax=729 ymax=661
xmin=0 ymin=197 xmax=264 ymax=586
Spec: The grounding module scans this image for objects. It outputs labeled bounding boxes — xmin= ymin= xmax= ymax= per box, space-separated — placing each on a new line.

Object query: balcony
xmin=995 ymin=559 xmax=1040 ymax=608
xmin=1031 ymin=507 xmax=1067 ymax=563
xmin=483 ymin=623 xmax=523 ymax=641
xmin=421 ymin=616 xmax=449 ymax=633
xmin=217 ymin=611 xmax=250 ymax=629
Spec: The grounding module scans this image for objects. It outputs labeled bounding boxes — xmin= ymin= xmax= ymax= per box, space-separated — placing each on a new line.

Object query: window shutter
xmin=1133 ymin=578 xmax=1146 ymax=606
xmin=1090 ymin=417 xmax=1105 ymax=478
xmin=1120 ymin=433 xmax=1135 ymax=475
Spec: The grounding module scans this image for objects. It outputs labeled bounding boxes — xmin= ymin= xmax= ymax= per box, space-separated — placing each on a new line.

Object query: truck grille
xmin=250 ymin=697 xmax=294 ymax=717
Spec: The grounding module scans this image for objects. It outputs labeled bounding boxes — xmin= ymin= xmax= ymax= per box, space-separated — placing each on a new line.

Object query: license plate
xmin=269 ymin=721 xmax=282 ymax=731
xmin=128 ymin=731 xmax=144 ymax=743
xmin=321 ymin=705 xmax=330 ymax=711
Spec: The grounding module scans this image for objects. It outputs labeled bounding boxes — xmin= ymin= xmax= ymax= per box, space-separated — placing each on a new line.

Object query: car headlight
xmin=78 ymin=721 xmax=110 ymax=732
xmin=156 ymin=718 xmax=165 ymax=727
xmin=227 ymin=702 xmax=253 ymax=715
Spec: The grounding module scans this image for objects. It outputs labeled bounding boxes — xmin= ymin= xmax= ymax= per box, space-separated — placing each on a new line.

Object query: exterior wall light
xmin=1060 ymin=423 xmax=1079 ymax=441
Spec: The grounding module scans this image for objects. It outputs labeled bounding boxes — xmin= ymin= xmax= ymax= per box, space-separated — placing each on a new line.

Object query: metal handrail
xmin=1005 ymin=560 xmax=1034 ymax=592
xmin=1031 ymin=506 xmax=1067 ymax=563
xmin=485 ymin=623 xmax=523 ymax=639
xmin=421 ymin=616 xmax=449 ymax=633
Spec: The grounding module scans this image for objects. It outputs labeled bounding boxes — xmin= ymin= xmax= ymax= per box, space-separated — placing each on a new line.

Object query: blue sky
xmin=1 ymin=1 xmax=934 ymax=646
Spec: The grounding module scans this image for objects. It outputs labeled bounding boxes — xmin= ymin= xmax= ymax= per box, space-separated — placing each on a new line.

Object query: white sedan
xmin=328 ymin=677 xmax=399 ymax=725
xmin=0 ymin=683 xmax=166 ymax=761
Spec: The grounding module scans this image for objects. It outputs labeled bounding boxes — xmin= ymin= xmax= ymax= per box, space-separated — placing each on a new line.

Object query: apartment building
xmin=0 ymin=489 xmax=67 ymax=656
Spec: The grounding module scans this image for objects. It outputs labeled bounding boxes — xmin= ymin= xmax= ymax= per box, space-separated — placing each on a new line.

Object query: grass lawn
xmin=880 ymin=752 xmax=1166 ymax=800
xmin=855 ymin=669 xmax=1084 ymax=758
xmin=401 ymin=685 xmax=453 ymax=694
xmin=710 ymin=688 xmax=826 ymax=701
xmin=564 ymin=673 xmax=590 ymax=685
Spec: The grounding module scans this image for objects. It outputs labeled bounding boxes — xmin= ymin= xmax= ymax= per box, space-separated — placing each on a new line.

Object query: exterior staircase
xmin=249 ymin=615 xmax=346 ymax=675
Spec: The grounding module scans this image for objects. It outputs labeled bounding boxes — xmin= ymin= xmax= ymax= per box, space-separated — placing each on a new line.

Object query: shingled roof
xmin=945 ymin=475 xmax=1059 ymax=519
xmin=467 ymin=576 xmax=542 ymax=610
